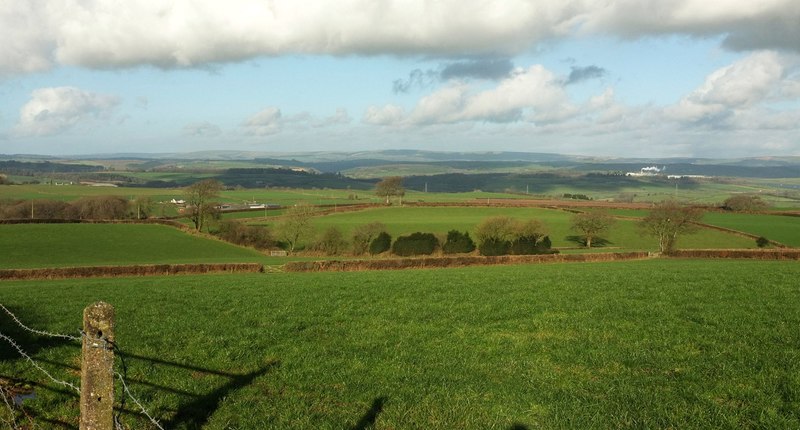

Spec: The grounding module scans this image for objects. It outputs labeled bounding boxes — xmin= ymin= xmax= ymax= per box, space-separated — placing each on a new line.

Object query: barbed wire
xmin=2 ymin=303 xmax=166 ymax=430
xmin=0 ymin=304 xmax=81 ymax=342
xmin=0 ymin=332 xmax=81 ymax=394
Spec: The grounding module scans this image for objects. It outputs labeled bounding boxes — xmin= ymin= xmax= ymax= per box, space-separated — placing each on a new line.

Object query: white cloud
xmin=666 ymin=51 xmax=800 ymax=124
xmin=242 ymin=107 xmax=283 ymax=136
xmin=2 ymin=1 xmax=798 ymax=75
xmin=14 ymin=87 xmax=120 ymax=137
xmin=369 ymin=65 xmax=578 ymax=126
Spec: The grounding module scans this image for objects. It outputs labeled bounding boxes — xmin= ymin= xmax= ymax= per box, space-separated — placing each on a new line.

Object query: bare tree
xmin=184 ymin=179 xmax=223 ymax=231
xmin=351 ymin=222 xmax=388 ymax=255
xmin=375 ymin=176 xmax=405 ymax=205
xmin=276 ymin=202 xmax=316 ymax=253
xmin=640 ymin=201 xmax=703 ymax=253
xmin=571 ymin=211 xmax=615 ymax=248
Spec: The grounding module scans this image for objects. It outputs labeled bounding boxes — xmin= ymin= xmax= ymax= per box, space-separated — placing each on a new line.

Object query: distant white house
xmin=170 ymin=199 xmax=186 ymax=204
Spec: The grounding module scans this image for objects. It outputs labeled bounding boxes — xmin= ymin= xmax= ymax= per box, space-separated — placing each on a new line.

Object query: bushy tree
xmin=722 ymin=195 xmax=768 ymax=212
xmin=570 ymin=211 xmax=615 ymax=248
xmin=375 ymin=176 xmax=405 ymax=204
xmin=184 ymin=179 xmax=223 ymax=231
xmin=392 ymin=232 xmax=439 ymax=256
xmin=276 ymin=202 xmax=316 ymax=253
xmin=369 ymin=231 xmax=392 ymax=255
xmin=640 ymin=201 xmax=703 ymax=254
xmin=352 ymin=222 xmax=388 ymax=255
xmin=314 ymin=226 xmax=347 ymax=256
xmin=442 ymin=230 xmax=476 ymax=254
xmin=756 ymin=236 xmax=770 ymax=248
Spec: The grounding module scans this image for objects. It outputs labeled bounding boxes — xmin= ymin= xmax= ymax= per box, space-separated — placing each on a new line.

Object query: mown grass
xmin=1 ymin=259 xmax=799 ymax=429
xmin=0 ymin=224 xmax=275 ymax=269
xmin=701 ymin=212 xmax=800 ymax=247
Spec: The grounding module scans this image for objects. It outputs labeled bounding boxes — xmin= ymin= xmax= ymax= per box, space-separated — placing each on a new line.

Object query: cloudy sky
xmin=1 ymin=1 xmax=799 ymax=158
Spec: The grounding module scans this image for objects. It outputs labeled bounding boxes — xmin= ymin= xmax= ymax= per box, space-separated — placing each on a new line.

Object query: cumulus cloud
xmin=666 ymin=51 xmax=799 ymax=124
xmin=5 ymin=1 xmax=797 ymax=75
xmin=243 ymin=107 xmax=353 ymax=134
xmin=362 ymin=105 xmax=407 ymax=126
xmin=14 ymin=87 xmax=120 ymax=136
xmin=183 ymin=121 xmax=222 ymax=137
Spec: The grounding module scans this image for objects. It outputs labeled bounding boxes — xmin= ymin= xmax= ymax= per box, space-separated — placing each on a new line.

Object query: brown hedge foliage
xmin=0 ymin=263 xmax=264 ymax=280
xmin=284 ymin=252 xmax=649 ymax=272
xmin=670 ymin=249 xmax=800 ymax=260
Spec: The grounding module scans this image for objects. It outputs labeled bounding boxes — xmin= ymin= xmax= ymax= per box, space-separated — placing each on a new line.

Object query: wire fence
xmin=0 ymin=303 xmax=164 ymax=430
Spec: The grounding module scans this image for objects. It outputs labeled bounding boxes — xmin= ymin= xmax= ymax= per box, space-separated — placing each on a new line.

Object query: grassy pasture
xmin=1 ymin=259 xmax=799 ymax=428
xmin=297 ymin=206 xmax=755 ymax=251
xmin=0 ymin=224 xmax=274 ymax=269
xmin=701 ymin=212 xmax=800 ymax=247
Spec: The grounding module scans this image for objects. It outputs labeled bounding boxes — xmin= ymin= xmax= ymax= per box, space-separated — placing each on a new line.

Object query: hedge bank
xmin=0 ymin=263 xmax=263 ymax=280
xmin=284 ymin=252 xmax=650 ymax=272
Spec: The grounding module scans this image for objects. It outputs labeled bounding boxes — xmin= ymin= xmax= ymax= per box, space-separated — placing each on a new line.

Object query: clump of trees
xmin=313 ymin=227 xmax=347 ymax=256
xmin=0 ymin=196 xmax=152 ymax=220
xmin=391 ymin=232 xmax=439 ymax=256
xmin=369 ymin=232 xmax=392 ymax=255
xmin=375 ymin=176 xmax=405 ymax=205
xmin=216 ymin=221 xmax=275 ymax=250
xmin=474 ymin=216 xmax=552 ymax=256
xmin=640 ymin=201 xmax=703 ymax=254
xmin=722 ymin=194 xmax=768 ymax=212
xmin=570 ymin=211 xmax=615 ymax=248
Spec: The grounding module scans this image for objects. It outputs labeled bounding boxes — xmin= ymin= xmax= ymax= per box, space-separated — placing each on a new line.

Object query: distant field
xmin=0 ymin=223 xmax=274 ymax=269
xmin=2 ymin=259 xmax=798 ymax=428
xmin=701 ymin=212 xmax=800 ymax=247
xmin=266 ymin=206 xmax=756 ymax=251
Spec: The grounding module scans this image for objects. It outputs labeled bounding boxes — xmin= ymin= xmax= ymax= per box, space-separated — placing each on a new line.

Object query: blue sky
xmin=1 ymin=1 xmax=798 ymax=158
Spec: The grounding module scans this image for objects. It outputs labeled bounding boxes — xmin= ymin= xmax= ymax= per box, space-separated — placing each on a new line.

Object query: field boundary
xmin=284 ymin=252 xmax=651 ymax=272
xmin=690 ymin=221 xmax=789 ymax=248
xmin=0 ymin=263 xmax=264 ymax=281
xmin=670 ymin=249 xmax=800 ymax=260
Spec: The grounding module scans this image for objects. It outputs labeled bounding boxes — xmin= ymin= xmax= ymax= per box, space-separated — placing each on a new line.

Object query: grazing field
xmin=1 ymin=259 xmax=799 ymax=429
xmin=296 ymin=206 xmax=755 ymax=251
xmin=701 ymin=212 xmax=800 ymax=247
xmin=0 ymin=223 xmax=272 ymax=269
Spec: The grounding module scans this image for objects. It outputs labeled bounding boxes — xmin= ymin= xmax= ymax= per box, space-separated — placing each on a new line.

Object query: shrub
xmin=314 ymin=226 xmax=347 ymax=256
xmin=352 ymin=222 xmax=388 ymax=255
xmin=369 ymin=231 xmax=392 ymax=255
xmin=756 ymin=236 xmax=770 ymax=248
xmin=538 ymin=236 xmax=552 ymax=251
xmin=722 ymin=195 xmax=768 ymax=212
xmin=479 ymin=238 xmax=511 ymax=256
xmin=442 ymin=230 xmax=476 ymax=254
xmin=391 ymin=232 xmax=438 ymax=256
xmin=216 ymin=221 xmax=275 ymax=250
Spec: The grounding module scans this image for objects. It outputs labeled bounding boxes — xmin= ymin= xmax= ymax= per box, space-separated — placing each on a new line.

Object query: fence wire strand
xmin=2 ymin=303 xmax=165 ymax=430
xmin=0 ymin=304 xmax=81 ymax=342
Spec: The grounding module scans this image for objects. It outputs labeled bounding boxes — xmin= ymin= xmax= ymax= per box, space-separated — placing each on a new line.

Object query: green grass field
xmin=292 ymin=206 xmax=755 ymax=251
xmin=701 ymin=212 xmax=800 ymax=247
xmin=1 ymin=259 xmax=799 ymax=429
xmin=0 ymin=224 xmax=274 ymax=269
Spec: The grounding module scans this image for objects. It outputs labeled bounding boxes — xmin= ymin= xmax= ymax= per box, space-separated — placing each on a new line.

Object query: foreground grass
xmin=0 ymin=224 xmax=274 ymax=269
xmin=1 ymin=259 xmax=798 ymax=429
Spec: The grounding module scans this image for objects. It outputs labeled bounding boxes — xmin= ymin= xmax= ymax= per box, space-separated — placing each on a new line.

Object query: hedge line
xmin=0 ymin=218 xmax=191 ymax=230
xmin=670 ymin=249 xmax=800 ymax=260
xmin=284 ymin=252 xmax=650 ymax=272
xmin=0 ymin=263 xmax=264 ymax=281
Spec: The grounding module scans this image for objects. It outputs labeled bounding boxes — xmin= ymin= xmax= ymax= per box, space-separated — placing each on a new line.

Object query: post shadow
xmin=163 ymin=360 xmax=279 ymax=429
xmin=350 ymin=396 xmax=387 ymax=430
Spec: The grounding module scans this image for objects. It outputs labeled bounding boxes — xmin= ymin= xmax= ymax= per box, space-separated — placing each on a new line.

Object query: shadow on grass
xmin=509 ymin=424 xmax=530 ymax=430
xmin=351 ymin=396 xmax=387 ymax=430
xmin=565 ymin=235 xmax=612 ymax=248
xmin=162 ymin=360 xmax=280 ymax=429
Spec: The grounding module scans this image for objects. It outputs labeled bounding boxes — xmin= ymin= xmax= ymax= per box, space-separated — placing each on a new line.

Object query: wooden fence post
xmin=80 ymin=302 xmax=115 ymax=430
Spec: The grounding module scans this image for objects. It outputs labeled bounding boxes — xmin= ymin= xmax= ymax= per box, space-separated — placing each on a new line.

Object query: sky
xmin=1 ymin=1 xmax=799 ymax=158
